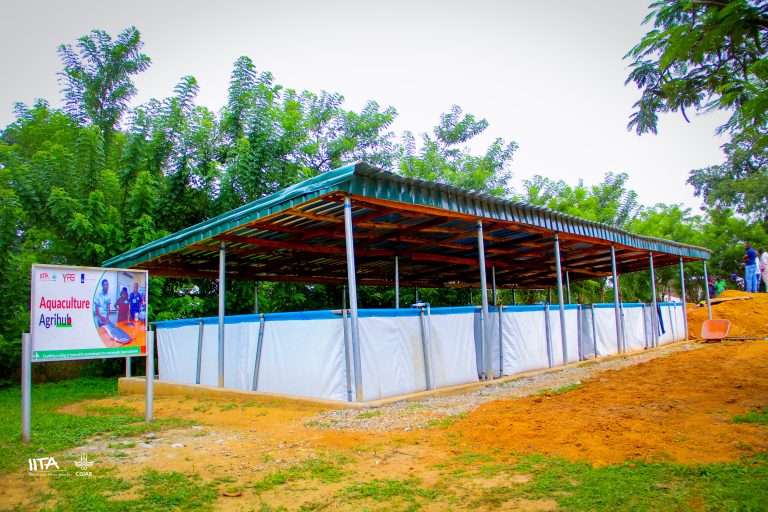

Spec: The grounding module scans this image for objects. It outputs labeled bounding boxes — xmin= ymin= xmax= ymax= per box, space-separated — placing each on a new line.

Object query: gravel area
xmin=310 ymin=342 xmax=702 ymax=431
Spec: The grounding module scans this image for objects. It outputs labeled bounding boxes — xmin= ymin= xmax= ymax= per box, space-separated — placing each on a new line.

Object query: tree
xmin=625 ymin=0 xmax=768 ymax=216
xmin=58 ymin=26 xmax=150 ymax=153
xmin=398 ymin=105 xmax=517 ymax=196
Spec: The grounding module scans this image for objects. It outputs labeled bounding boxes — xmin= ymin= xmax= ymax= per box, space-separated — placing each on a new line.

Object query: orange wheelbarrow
xmin=701 ymin=319 xmax=731 ymax=341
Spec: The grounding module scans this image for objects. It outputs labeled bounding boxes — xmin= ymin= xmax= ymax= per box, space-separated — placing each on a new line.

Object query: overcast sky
xmin=1 ymin=0 xmax=729 ymax=211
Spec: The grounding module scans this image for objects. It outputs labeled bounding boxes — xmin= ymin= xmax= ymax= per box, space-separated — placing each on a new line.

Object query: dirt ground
xmin=2 ymin=296 xmax=768 ymax=510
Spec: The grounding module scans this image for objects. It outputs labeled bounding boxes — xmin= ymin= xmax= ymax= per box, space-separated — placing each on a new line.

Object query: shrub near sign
xmin=30 ymin=265 xmax=149 ymax=361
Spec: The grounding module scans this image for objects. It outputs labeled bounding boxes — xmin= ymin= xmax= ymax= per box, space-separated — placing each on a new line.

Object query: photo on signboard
xmin=92 ymin=271 xmax=146 ymax=348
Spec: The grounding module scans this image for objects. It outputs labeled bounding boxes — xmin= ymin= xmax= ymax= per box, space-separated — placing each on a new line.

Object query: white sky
xmin=1 ymin=0 xmax=728 ymax=211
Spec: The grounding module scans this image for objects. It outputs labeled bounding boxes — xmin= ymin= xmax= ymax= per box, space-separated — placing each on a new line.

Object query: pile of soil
xmin=687 ymin=290 xmax=768 ymax=340
xmin=451 ymin=340 xmax=768 ymax=465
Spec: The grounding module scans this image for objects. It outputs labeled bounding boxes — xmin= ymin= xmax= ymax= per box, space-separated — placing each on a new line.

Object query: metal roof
xmin=103 ymin=162 xmax=710 ymax=288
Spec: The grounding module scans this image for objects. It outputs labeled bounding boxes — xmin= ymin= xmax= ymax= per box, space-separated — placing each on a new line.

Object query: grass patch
xmin=733 ymin=406 xmax=768 ymax=425
xmin=426 ymin=413 xmax=467 ymax=429
xmin=343 ymin=478 xmax=442 ymax=508
xmin=453 ymin=452 xmax=768 ymax=511
xmin=534 ymin=381 xmax=582 ymax=396
xmin=0 ymin=377 xmax=194 ymax=474
xmin=252 ymin=456 xmax=347 ymax=493
xmin=42 ymin=468 xmax=218 ymax=511
xmin=356 ymin=409 xmax=382 ymax=420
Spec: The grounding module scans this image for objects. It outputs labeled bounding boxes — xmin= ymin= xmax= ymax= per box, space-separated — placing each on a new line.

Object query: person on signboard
xmin=115 ymin=287 xmax=130 ymax=323
xmin=94 ymin=279 xmax=111 ymax=326
xmin=129 ymin=282 xmax=144 ymax=321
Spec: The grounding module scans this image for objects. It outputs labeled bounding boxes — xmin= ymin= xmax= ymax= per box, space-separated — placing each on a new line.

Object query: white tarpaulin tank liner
xmin=547 ymin=305 xmax=581 ymax=366
xmin=593 ymin=305 xmax=621 ymax=357
xmin=154 ymin=301 xmax=687 ymax=403
xmin=256 ymin=311 xmax=346 ymax=401
xmin=358 ymin=309 xmax=426 ymax=401
xmin=495 ymin=306 xmax=549 ymax=376
xmin=157 ymin=320 xmax=199 ymax=383
xmin=622 ymin=304 xmax=647 ymax=352
xmin=579 ymin=308 xmax=597 ymax=359
xmin=427 ymin=308 xmax=479 ymax=389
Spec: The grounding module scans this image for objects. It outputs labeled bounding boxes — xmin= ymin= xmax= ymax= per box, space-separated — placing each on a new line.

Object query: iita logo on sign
xmin=38 ymin=272 xmax=57 ymax=282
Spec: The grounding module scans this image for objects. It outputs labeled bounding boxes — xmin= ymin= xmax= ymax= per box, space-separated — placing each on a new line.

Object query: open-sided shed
xmin=105 ymin=162 xmax=710 ymax=401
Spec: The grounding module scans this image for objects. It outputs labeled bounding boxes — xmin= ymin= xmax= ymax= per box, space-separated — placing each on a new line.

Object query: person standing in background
xmin=744 ymin=243 xmax=759 ymax=293
xmin=760 ymin=248 xmax=768 ymax=292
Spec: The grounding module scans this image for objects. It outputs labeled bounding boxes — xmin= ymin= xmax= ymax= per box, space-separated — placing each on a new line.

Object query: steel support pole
xmin=544 ymin=304 xmax=553 ymax=368
xmin=610 ymin=245 xmax=624 ymax=353
xmin=492 ymin=266 xmax=497 ymax=306
xmin=218 ymin=244 xmax=226 ymax=387
xmin=418 ymin=307 xmax=432 ymax=390
xmin=146 ymin=330 xmax=154 ymax=423
xmin=252 ymin=314 xmax=265 ymax=391
xmin=512 ymin=289 xmax=517 ymax=305
xmin=554 ymin=234 xmax=568 ymax=365
xmin=341 ymin=309 xmax=353 ymax=402
xmin=477 ymin=220 xmax=492 ymax=380
xmin=21 ymin=332 xmax=31 ymax=443
xmin=679 ymin=257 xmax=689 ymax=339
xmin=703 ymin=261 xmax=712 ymax=320
xmin=395 ymin=256 xmax=400 ymax=309
xmin=254 ymin=282 xmax=259 ymax=314
xmin=344 ymin=196 xmax=363 ymax=401
xmin=195 ymin=317 xmax=204 ymax=385
xmin=566 ymin=271 xmax=571 ymax=304
xmin=649 ymin=252 xmax=659 ymax=347
xmin=590 ymin=306 xmax=598 ymax=358
xmin=126 ymin=357 xmax=131 ymax=378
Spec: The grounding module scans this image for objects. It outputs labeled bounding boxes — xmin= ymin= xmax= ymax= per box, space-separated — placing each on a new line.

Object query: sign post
xmin=21 ymin=333 xmax=31 ymax=444
xmin=23 ymin=265 xmax=151 ymax=442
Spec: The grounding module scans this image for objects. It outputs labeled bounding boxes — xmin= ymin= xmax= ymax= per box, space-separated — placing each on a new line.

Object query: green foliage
xmin=626 ymin=0 xmax=768 ymax=218
xmin=399 ymin=105 xmax=517 ymax=196
xmin=58 ymin=26 xmax=150 ymax=145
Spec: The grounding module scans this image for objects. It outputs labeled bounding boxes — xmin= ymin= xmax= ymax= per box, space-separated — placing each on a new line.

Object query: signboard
xmin=30 ymin=265 xmax=149 ymax=361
